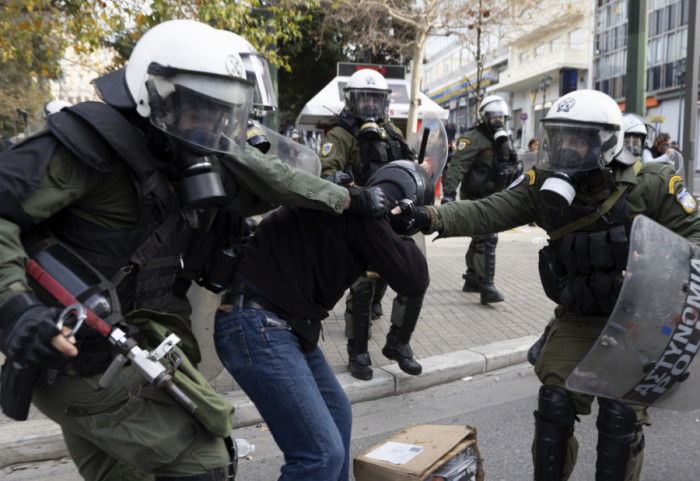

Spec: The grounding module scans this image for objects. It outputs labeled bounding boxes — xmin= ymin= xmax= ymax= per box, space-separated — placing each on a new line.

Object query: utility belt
xmin=219 ymin=281 xmax=321 ymax=352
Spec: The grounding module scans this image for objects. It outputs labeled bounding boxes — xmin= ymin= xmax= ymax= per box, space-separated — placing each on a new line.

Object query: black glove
xmin=324 ymin=171 xmax=354 ymax=186
xmin=0 ymin=293 xmax=63 ymax=367
xmin=441 ymin=194 xmax=455 ymax=204
xmin=392 ymin=199 xmax=431 ymax=235
xmin=346 ymin=185 xmax=388 ymax=218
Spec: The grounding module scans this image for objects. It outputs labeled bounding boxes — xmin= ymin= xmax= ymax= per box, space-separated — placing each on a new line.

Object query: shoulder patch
xmin=507 ymin=169 xmax=536 ymax=190
xmin=668 ymin=174 xmax=683 ymax=194
xmin=525 ymin=169 xmax=536 ymax=185
xmin=457 ymin=139 xmax=470 ymax=151
xmin=675 ymin=186 xmax=698 ymax=214
xmin=321 ymin=142 xmax=333 ymax=156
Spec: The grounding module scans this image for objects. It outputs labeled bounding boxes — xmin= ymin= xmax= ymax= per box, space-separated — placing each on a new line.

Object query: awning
xmin=295 ymin=76 xmax=448 ymax=131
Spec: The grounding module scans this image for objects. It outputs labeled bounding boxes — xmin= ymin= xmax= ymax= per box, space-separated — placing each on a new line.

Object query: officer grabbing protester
xmin=440 ymin=95 xmax=521 ymax=304
xmin=393 ymin=89 xmax=700 ymax=481
xmin=0 ymin=20 xmax=386 ymax=481
xmin=214 ymin=160 xmax=430 ymax=480
xmin=320 ymin=69 xmax=425 ymax=380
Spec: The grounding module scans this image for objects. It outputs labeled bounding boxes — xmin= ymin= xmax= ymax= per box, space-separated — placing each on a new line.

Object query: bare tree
xmin=316 ymin=0 xmax=581 ymax=134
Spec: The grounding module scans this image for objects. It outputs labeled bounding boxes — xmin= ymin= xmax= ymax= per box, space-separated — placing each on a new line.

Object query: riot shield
xmin=406 ymin=112 xmax=448 ymax=187
xmin=251 ymin=120 xmax=321 ymax=176
xmin=566 ymin=215 xmax=700 ymax=411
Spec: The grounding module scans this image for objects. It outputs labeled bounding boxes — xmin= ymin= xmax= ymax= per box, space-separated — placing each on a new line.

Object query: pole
xmin=682 ymin=0 xmax=699 ymax=192
xmin=626 ymin=0 xmax=648 ymax=115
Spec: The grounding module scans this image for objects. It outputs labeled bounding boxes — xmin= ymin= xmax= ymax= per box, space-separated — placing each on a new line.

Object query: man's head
xmin=343 ymin=69 xmax=391 ymax=121
xmin=367 ymin=160 xmax=434 ymax=235
xmin=653 ymin=132 xmax=672 ymax=156
xmin=93 ymin=20 xmax=255 ymax=156
xmin=528 ymin=138 xmax=539 ymax=152
xmin=536 ymin=89 xmax=625 ymax=175
xmin=478 ymin=95 xmax=509 ymax=132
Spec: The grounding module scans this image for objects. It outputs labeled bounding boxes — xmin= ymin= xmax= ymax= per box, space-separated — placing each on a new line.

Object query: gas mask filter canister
xmin=540 ymin=172 xmax=576 ymax=211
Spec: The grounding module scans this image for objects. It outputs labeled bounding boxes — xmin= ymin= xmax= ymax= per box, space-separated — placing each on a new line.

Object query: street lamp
xmin=539 ymin=74 xmax=552 ymax=117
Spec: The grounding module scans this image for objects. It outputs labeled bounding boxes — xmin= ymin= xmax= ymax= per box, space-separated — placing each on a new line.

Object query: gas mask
xmin=539 ymin=149 xmax=591 ymax=211
xmin=359 ymin=119 xmax=382 ymax=141
xmin=170 ymin=138 xmax=226 ymax=209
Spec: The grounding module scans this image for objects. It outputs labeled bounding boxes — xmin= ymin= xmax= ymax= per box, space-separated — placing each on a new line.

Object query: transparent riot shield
xmin=251 ymin=120 xmax=321 ymax=176
xmin=406 ymin=112 xmax=448 ymax=187
xmin=566 ymin=215 xmax=700 ymax=411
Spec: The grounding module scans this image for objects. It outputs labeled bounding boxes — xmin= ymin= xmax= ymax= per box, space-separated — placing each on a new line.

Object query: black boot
xmin=347 ymin=341 xmax=373 ymax=380
xmin=480 ymin=234 xmax=504 ymax=304
xmin=461 ymin=270 xmax=480 ymax=292
xmin=348 ymin=281 xmax=374 ymax=381
xmin=382 ymin=331 xmax=422 ymax=375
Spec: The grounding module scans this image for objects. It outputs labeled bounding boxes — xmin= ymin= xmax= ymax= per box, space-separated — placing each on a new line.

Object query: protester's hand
xmin=346 ymin=186 xmax=388 ymax=218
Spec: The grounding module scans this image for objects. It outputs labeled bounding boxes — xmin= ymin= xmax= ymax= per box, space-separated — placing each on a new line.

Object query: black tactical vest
xmin=538 ymin=191 xmax=632 ymax=316
xmin=334 ymin=112 xmax=415 ymax=186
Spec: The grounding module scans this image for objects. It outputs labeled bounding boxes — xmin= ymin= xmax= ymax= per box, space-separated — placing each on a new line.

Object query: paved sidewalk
xmin=0 ymin=225 xmax=555 ymax=468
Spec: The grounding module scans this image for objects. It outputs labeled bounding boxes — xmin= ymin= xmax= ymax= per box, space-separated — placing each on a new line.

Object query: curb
xmin=0 ymin=335 xmax=539 ymax=469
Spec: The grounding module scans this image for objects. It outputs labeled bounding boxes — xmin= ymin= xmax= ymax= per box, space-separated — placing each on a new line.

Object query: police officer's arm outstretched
xmin=396 ymin=89 xmax=700 ymax=481
xmin=0 ymin=20 xmax=386 ymax=481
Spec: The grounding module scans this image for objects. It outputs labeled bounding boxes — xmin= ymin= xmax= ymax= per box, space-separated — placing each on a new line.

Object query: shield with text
xmin=566 ymin=214 xmax=700 ymax=411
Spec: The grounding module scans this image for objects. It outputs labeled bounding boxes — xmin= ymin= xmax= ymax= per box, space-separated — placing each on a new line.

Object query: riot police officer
xmin=320 ymin=69 xmax=423 ymax=380
xmin=395 ymin=89 xmax=700 ymax=481
xmin=440 ymin=95 xmax=521 ymax=304
xmin=0 ymin=20 xmax=384 ymax=481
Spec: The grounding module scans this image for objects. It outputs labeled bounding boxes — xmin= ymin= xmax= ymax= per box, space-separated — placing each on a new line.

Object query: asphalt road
xmin=5 ymin=363 xmax=699 ymax=480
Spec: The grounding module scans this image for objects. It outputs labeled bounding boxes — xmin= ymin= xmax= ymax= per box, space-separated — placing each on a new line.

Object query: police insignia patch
xmin=458 ymin=139 xmax=469 ymax=151
xmin=676 ymin=187 xmax=698 ymax=213
xmin=506 ymin=173 xmax=526 ymax=190
xmin=321 ymin=143 xmax=333 ymax=156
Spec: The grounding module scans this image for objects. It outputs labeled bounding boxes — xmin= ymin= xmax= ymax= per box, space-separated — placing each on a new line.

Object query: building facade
xmin=422 ymin=0 xmax=697 ymax=166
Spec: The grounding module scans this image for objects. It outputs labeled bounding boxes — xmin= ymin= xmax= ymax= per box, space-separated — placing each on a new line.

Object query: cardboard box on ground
xmin=354 ymin=425 xmax=484 ymax=481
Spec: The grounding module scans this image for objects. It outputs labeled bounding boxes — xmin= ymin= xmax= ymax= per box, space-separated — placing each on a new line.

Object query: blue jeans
xmin=214 ymin=308 xmax=352 ymax=480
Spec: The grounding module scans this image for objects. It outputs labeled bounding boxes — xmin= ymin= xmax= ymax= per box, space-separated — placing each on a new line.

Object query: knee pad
xmin=596 ymin=398 xmax=636 ymax=442
xmin=595 ymin=399 xmax=639 ymax=481
xmin=533 ymin=385 xmax=576 ymax=481
xmin=485 ymin=233 xmax=499 ymax=248
xmin=537 ymin=385 xmax=576 ymax=426
xmin=353 ymin=281 xmax=375 ymax=305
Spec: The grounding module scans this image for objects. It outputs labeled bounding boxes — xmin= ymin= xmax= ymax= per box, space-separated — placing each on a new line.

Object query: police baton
xmin=26 ymin=259 xmax=197 ymax=413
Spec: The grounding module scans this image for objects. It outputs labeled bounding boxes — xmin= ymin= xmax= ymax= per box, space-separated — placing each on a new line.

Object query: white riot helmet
xmin=537 ymin=89 xmax=625 ymax=175
xmin=93 ymin=20 xmax=254 ymax=155
xmin=623 ymin=113 xmax=656 ymax=156
xmin=43 ymin=100 xmax=72 ymax=117
xmin=343 ymin=69 xmax=392 ymax=121
xmin=226 ymin=32 xmax=277 ymax=111
xmin=478 ymin=95 xmax=509 ymax=130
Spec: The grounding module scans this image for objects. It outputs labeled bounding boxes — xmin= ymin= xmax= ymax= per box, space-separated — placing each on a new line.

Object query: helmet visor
xmin=241 ymin=52 xmax=277 ymax=110
xmin=537 ymin=119 xmax=621 ymax=173
xmin=149 ymin=71 xmax=253 ymax=154
xmin=624 ymin=134 xmax=645 ymax=156
xmin=345 ymin=89 xmax=390 ymax=120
